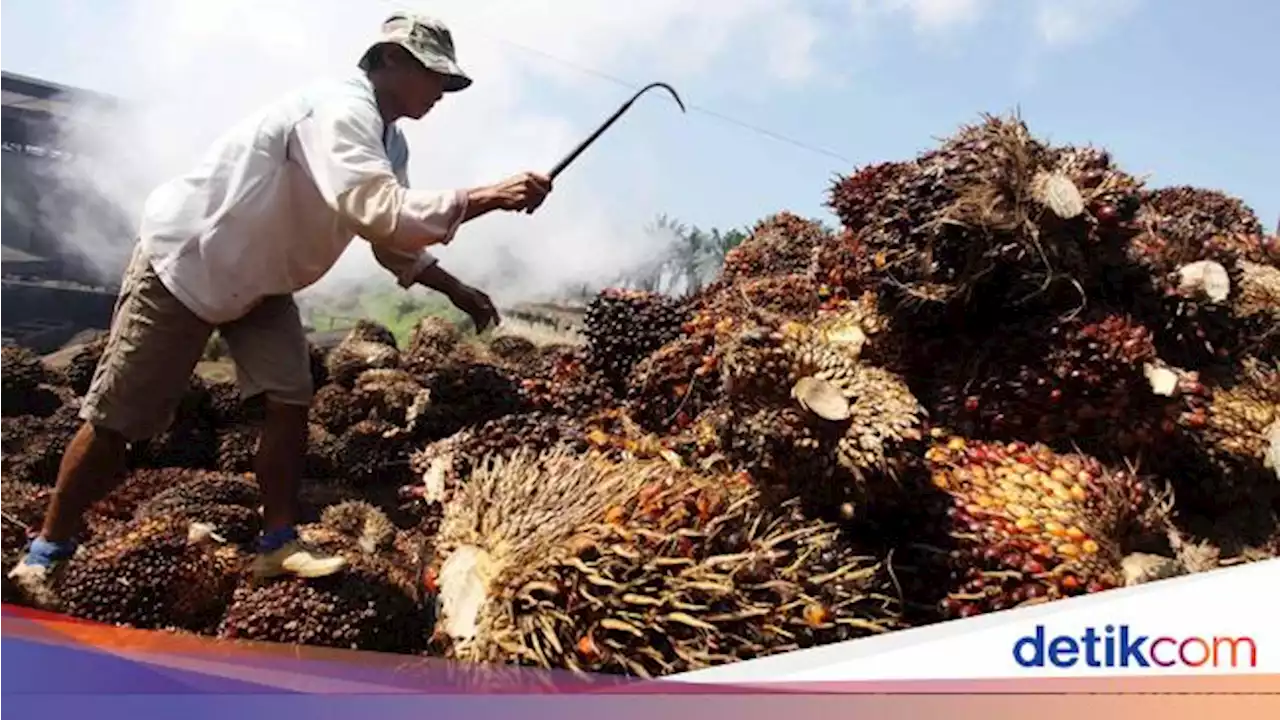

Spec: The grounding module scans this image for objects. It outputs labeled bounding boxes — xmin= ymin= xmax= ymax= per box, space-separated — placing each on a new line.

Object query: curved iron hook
xmin=547 ymin=81 xmax=687 ymax=181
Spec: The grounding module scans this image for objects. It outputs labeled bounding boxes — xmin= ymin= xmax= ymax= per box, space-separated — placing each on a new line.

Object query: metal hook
xmin=547 ymin=81 xmax=687 ymax=181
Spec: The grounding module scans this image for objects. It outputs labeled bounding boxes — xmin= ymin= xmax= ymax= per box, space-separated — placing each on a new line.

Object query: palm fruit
xmin=347 ymin=319 xmax=399 ymax=348
xmin=408 ymin=412 xmax=591 ymax=505
xmin=309 ymin=384 xmax=363 ymax=434
xmin=206 ymin=379 xmax=260 ymax=427
xmin=217 ymin=539 xmax=427 ymax=653
xmin=297 ymin=478 xmax=364 ymax=522
xmin=521 ymin=347 xmax=616 ymax=419
xmin=924 ymin=308 xmax=1171 ymax=456
xmin=428 ymin=449 xmax=902 ymax=676
xmin=710 ymin=211 xmax=833 ymax=288
xmin=403 ymin=315 xmax=463 ymax=376
xmin=712 ymin=315 xmax=926 ymax=514
xmin=319 ymin=500 xmax=397 ymax=554
xmin=626 ymin=331 xmax=721 ymax=435
xmin=349 ymin=368 xmax=430 ymax=428
xmin=53 ymin=515 xmax=244 ymax=632
xmin=912 ymin=435 xmax=1151 ymax=620
xmin=1162 ymin=358 xmax=1280 ymax=511
xmin=411 ymin=363 xmax=528 ymax=441
xmin=326 ymin=338 xmax=400 ymax=388
xmin=1 ymin=345 xmax=60 ymax=417
xmin=333 ymin=418 xmax=411 ymax=487
xmin=581 ymin=288 xmax=688 ymax=394
xmin=0 ymin=403 xmax=82 ymax=485
xmin=827 ymin=114 xmax=1138 ymax=320
xmin=61 ymin=335 xmax=108 ymax=395
xmin=1 ymin=481 xmax=51 ymax=557
xmin=487 ymin=335 xmax=538 ymax=370
xmin=1230 ymin=257 xmax=1280 ymax=361
xmin=215 ymin=425 xmax=259 ymax=474
xmin=131 ymin=472 xmax=263 ymax=545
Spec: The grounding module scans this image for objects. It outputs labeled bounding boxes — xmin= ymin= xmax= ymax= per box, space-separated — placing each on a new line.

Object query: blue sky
xmin=2 ymin=1 xmax=1276 ymax=298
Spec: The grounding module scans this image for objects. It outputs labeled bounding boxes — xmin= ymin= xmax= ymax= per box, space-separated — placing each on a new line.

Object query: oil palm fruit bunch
xmin=348 ymin=319 xmax=399 ymax=349
xmin=582 ymin=288 xmax=688 ymax=393
xmin=309 ymin=384 xmax=363 ymax=434
xmin=308 ymin=341 xmax=330 ymax=388
xmin=206 ymin=379 xmax=258 ymax=427
xmin=1 ymin=345 xmax=61 ymax=418
xmin=409 ymin=411 xmax=591 ymax=503
xmin=304 ymin=422 xmax=340 ymax=480
xmin=326 ymin=337 xmax=401 ymax=388
xmin=915 ymin=434 xmax=1152 ymax=620
xmin=53 ymin=515 xmax=245 ymax=632
xmin=520 ymin=348 xmax=617 ymax=419
xmin=215 ymin=425 xmax=259 ymax=474
xmin=350 ymin=368 xmax=430 ymax=427
xmin=1159 ymin=358 xmax=1280 ymax=511
xmin=1119 ymin=188 xmax=1272 ymax=368
xmin=89 ymin=468 xmax=205 ymax=526
xmin=710 ymin=212 xmax=834 ymax=288
xmin=487 ymin=335 xmax=539 ymax=371
xmin=827 ymin=114 xmax=1131 ymax=319
xmin=924 ymin=308 xmax=1173 ymax=456
xmin=128 ymin=377 xmax=220 ymax=470
xmin=131 ymin=471 xmax=264 ymax=545
xmin=412 ymin=363 xmax=528 ymax=441
xmin=1 ymin=403 xmax=82 ymax=485
xmin=427 ymin=449 xmax=902 ymax=677
xmin=625 ymin=333 xmax=721 ymax=436
xmin=217 ymin=530 xmax=427 ymax=653
xmin=1 ymin=481 xmax=51 ymax=559
xmin=60 ymin=334 xmax=108 ymax=396
xmin=333 ymin=418 xmax=411 ymax=487
xmin=404 ymin=316 xmax=463 ymax=376
xmin=319 ymin=500 xmax=398 ymax=555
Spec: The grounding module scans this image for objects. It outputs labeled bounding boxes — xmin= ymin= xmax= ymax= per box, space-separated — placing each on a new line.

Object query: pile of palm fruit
xmin=3 ymin=112 xmax=1277 ymax=677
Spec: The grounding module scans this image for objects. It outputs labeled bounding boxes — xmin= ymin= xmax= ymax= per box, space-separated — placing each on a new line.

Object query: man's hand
xmin=464 ymin=172 xmax=553 ymax=220
xmin=448 ymin=283 xmax=501 ymax=333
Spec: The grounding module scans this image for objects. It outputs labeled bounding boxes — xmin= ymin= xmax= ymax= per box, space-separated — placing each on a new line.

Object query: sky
xmin=2 ymin=0 xmax=1277 ymax=303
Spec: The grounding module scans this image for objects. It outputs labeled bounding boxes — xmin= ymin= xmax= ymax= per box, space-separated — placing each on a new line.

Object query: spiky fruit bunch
xmin=347 ymin=319 xmax=399 ymax=349
xmin=217 ymin=544 xmax=427 ymax=653
xmin=625 ymin=331 xmax=721 ymax=435
xmin=581 ymin=288 xmax=688 ymax=392
xmin=713 ymin=317 xmax=926 ymax=506
xmin=1 ymin=345 xmax=60 ymax=418
xmin=1230 ymin=259 xmax=1280 ymax=361
xmin=0 ymin=403 xmax=82 ymax=485
xmin=53 ymin=516 xmax=244 ymax=631
xmin=1165 ymin=359 xmax=1280 ymax=510
xmin=487 ymin=335 xmax=538 ymax=370
xmin=127 ymin=377 xmax=219 ymax=470
xmin=131 ymin=472 xmax=263 ymax=545
xmin=215 ymin=426 xmax=259 ymax=474
xmin=923 ymin=309 xmax=1175 ymax=456
xmin=206 ymin=380 xmax=254 ymax=427
xmin=712 ymin=212 xmax=833 ymax=288
xmin=89 ymin=468 xmax=206 ymax=525
xmin=428 ymin=449 xmax=901 ymax=676
xmin=1140 ymin=187 xmax=1263 ymax=249
xmin=412 ymin=363 xmax=528 ymax=441
xmin=404 ymin=315 xmax=463 ymax=375
xmin=319 ymin=500 xmax=397 ymax=554
xmin=693 ymin=273 xmax=823 ymax=323
xmin=326 ymin=339 xmax=400 ymax=388
xmin=409 ymin=412 xmax=591 ymax=503
xmin=916 ymin=435 xmax=1150 ymax=620
xmin=828 ymin=114 xmax=1134 ymax=317
xmin=334 ymin=419 xmax=411 ymax=487
xmin=351 ymin=368 xmax=429 ymax=427
xmin=304 ymin=422 xmax=340 ymax=480
xmin=520 ymin=347 xmax=616 ymax=419
xmin=1 ymin=481 xmax=51 ymax=557
xmin=309 ymin=384 xmax=363 ymax=434
xmin=61 ymin=335 xmax=108 ymax=395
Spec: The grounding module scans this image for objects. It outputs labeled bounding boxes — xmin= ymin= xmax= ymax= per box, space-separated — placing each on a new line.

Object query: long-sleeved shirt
xmin=138 ymin=73 xmax=467 ymax=325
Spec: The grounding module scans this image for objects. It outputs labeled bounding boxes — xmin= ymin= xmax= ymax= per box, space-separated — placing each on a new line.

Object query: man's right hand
xmin=463 ymin=172 xmax=553 ymax=222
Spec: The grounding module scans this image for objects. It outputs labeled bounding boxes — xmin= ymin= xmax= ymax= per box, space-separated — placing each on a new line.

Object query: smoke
xmin=14 ymin=0 xmax=830 ymax=307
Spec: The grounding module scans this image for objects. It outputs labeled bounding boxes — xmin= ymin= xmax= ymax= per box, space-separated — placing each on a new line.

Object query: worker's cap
xmin=359 ymin=13 xmax=472 ymax=92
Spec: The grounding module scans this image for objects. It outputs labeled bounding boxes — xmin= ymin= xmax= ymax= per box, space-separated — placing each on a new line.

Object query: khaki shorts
xmin=80 ymin=245 xmax=314 ymax=442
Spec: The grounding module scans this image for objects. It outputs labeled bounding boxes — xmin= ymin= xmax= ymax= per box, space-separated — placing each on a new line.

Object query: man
xmin=8 ymin=13 xmax=551 ymax=588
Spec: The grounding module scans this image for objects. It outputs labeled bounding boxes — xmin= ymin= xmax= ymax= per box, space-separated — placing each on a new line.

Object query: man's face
xmin=387 ymin=49 xmax=445 ymax=119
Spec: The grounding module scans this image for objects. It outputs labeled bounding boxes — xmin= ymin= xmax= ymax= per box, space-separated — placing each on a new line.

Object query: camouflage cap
xmin=360 ymin=12 xmax=472 ymax=92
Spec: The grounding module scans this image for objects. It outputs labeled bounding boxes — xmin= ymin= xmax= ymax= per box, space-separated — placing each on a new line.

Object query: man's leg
xmin=11 ymin=246 xmax=212 ymax=581
xmin=220 ymin=294 xmax=345 ymax=580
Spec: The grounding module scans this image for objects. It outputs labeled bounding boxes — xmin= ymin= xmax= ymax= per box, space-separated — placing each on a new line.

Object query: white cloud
xmin=1032 ymin=0 xmax=1143 ymax=47
xmin=850 ymin=0 xmax=992 ymax=34
xmin=17 ymin=0 xmax=831 ymax=305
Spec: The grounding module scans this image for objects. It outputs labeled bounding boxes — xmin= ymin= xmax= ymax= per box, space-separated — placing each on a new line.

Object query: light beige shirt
xmin=139 ymin=74 xmax=466 ymax=324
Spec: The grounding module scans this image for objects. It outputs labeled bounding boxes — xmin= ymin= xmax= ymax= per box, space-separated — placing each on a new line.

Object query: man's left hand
xmin=449 ymin=284 xmax=501 ymax=333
